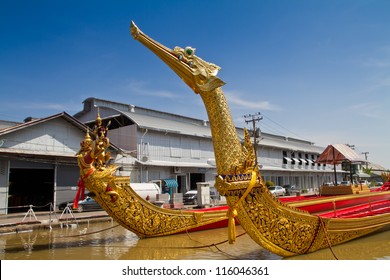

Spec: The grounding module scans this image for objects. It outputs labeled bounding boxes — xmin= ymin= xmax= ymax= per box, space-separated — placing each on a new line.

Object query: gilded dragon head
xmin=130 ymin=21 xmax=225 ymax=94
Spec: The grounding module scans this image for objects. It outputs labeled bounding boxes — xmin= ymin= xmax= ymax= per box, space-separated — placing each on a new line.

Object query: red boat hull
xmin=182 ymin=190 xmax=390 ymax=233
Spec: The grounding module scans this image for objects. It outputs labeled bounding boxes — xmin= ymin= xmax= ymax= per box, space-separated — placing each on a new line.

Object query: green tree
xmin=362 ymin=167 xmax=373 ymax=176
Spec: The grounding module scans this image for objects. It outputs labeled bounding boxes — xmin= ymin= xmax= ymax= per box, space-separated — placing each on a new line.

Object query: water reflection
xmin=0 ymin=221 xmax=389 ymax=260
xmin=288 ymin=225 xmax=390 ymax=260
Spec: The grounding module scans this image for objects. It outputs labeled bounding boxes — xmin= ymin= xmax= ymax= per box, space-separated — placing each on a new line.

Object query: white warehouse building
xmin=0 ymin=97 xmax=342 ymax=214
xmin=75 ymin=97 xmax=337 ymax=193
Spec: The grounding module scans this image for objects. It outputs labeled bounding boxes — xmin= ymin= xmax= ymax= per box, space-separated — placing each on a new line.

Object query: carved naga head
xmin=78 ymin=129 xmax=93 ymax=154
xmin=130 ymin=21 xmax=226 ymax=94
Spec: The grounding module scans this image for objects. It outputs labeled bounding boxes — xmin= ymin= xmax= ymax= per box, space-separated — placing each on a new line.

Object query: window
xmin=170 ymin=138 xmax=182 ymax=158
xmin=190 ymin=139 xmax=201 ymax=159
xmin=283 ymin=151 xmax=288 ymax=164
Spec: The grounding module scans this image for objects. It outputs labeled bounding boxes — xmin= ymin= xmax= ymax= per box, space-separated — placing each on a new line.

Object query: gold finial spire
xmin=96 ymin=107 xmax=102 ymax=124
xmin=85 ymin=128 xmax=91 ymax=139
xmin=78 ymin=128 xmax=92 ymax=155
xmin=82 ymin=128 xmax=92 ymax=144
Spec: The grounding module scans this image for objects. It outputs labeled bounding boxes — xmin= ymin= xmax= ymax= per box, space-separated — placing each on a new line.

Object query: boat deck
xmin=319 ymin=199 xmax=390 ymax=218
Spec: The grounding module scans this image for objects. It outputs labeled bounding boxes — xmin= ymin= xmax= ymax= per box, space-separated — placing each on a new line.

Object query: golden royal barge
xmin=129 ymin=21 xmax=390 ymax=257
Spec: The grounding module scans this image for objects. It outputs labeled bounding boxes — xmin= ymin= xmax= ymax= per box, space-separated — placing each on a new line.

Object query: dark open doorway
xmin=8 ymin=168 xmax=54 ymax=213
xmin=176 ymin=175 xmax=186 ymax=193
xmin=189 ymin=173 xmax=205 ymax=190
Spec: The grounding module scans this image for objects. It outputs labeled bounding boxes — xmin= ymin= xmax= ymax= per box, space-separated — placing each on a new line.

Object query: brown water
xmin=1 ymin=221 xmax=389 ymax=260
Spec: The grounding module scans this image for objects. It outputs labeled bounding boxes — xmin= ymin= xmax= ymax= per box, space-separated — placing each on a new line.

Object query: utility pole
xmin=243 ymin=112 xmax=263 ymax=167
xmin=362 ymin=152 xmax=369 ymax=168
xmin=345 ymin=144 xmax=355 ymax=183
xmin=361 ymin=152 xmax=369 ymax=161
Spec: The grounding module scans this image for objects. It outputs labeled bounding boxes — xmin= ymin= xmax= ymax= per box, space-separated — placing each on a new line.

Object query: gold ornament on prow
xmin=78 ymin=129 xmax=93 ymax=155
xmin=92 ymin=111 xmax=111 ymax=170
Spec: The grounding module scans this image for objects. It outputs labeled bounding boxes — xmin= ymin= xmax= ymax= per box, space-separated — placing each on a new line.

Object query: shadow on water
xmin=1 ymin=222 xmax=389 ymax=260
xmin=2 ymin=225 xmax=128 ymax=254
xmin=286 ymin=224 xmax=390 ymax=260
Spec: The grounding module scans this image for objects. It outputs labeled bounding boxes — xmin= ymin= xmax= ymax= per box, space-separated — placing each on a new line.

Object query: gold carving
xmin=75 ymin=111 xmax=229 ymax=238
xmin=131 ymin=21 xmax=390 ymax=257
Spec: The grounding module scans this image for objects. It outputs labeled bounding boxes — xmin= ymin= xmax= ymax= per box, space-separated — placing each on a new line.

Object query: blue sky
xmin=1 ymin=0 xmax=390 ymax=168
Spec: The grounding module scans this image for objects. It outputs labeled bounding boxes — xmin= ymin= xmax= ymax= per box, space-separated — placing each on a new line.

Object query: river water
xmin=1 ymin=220 xmax=390 ymax=260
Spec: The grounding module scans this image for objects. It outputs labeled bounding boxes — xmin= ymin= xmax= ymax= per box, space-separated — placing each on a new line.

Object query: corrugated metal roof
xmin=120 ymin=110 xmax=213 ymax=138
xmin=0 ymin=112 xmax=87 ymax=136
xmin=135 ymin=159 xmax=214 ymax=168
xmin=316 ymin=144 xmax=365 ymax=164
xmin=0 ymin=112 xmax=122 ymax=153
xmin=259 ymin=137 xmax=323 ymax=153
xmin=75 ymin=98 xmax=324 ymax=153
xmin=117 ymin=109 xmax=324 ymax=153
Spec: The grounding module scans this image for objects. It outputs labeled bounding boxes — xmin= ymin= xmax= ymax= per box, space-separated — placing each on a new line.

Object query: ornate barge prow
xmin=130 ymin=21 xmax=390 ymax=257
xmin=131 ymin=21 xmax=255 ymax=177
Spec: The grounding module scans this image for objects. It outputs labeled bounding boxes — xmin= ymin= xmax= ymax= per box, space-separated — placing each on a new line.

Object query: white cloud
xmin=225 ymin=91 xmax=281 ymax=111
xmin=363 ymin=59 xmax=390 ymax=68
xmin=346 ymin=102 xmax=384 ymax=119
xmin=1 ymin=101 xmax=76 ymax=112
xmin=124 ymin=79 xmax=181 ymax=99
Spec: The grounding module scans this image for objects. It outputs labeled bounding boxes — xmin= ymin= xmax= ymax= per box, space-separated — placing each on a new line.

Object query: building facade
xmin=0 ymin=97 xmax=347 ymax=214
xmin=0 ymin=112 xmax=122 ymax=214
xmin=75 ymin=97 xmax=339 ymax=193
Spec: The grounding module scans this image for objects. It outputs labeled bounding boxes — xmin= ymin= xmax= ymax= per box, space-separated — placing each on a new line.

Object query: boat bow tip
xmin=130 ymin=20 xmax=140 ymax=39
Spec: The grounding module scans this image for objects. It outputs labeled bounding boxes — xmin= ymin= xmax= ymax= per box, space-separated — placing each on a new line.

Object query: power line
xmin=261 ymin=113 xmax=311 ymax=141
xmin=259 ymin=121 xmax=287 ymax=136
xmin=243 ymin=112 xmax=263 ymax=167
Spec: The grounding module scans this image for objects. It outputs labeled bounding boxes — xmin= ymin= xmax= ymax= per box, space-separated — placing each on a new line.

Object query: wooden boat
xmin=75 ymin=118 xmax=389 ymax=239
xmin=130 ymin=21 xmax=390 ymax=257
xmin=74 ymin=116 xmax=232 ymax=238
xmin=285 ymin=191 xmax=390 ymax=215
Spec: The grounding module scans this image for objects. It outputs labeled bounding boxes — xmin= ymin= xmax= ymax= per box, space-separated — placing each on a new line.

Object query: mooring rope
xmin=87 ymin=230 xmax=248 ymax=259
xmin=177 ymin=208 xmax=247 ymax=259
xmin=178 ymin=231 xmax=247 ymax=249
xmin=62 ymin=213 xmax=247 ymax=259
xmin=173 ymin=231 xmax=247 ymax=259
xmin=58 ymin=224 xmax=121 ymax=238
xmin=55 ymin=204 xmax=248 ymax=259
xmin=318 ymin=216 xmax=339 ymax=260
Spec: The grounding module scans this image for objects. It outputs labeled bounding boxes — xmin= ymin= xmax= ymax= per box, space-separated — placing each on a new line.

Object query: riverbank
xmin=0 ymin=205 xmax=201 ymax=234
xmin=0 ymin=209 xmax=112 ymax=234
xmin=0 ymin=191 xmax=314 ymax=235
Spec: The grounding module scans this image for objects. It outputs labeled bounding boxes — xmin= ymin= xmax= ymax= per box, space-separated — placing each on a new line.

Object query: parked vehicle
xmin=58 ymin=196 xmax=102 ymax=212
xmin=76 ymin=196 xmax=102 ymax=212
xmin=268 ymin=186 xmax=286 ymax=197
xmin=183 ymin=190 xmax=198 ymax=205
xmin=183 ymin=188 xmax=222 ymax=205
xmin=359 ymin=180 xmax=369 ymax=185
xmin=58 ymin=200 xmax=73 ymax=210
xmin=282 ymin=184 xmax=299 ymax=196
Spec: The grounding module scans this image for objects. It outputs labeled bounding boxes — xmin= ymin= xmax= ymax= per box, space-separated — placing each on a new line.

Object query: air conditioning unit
xmin=142 ymin=156 xmax=149 ymax=162
xmin=173 ymin=167 xmax=181 ymax=174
